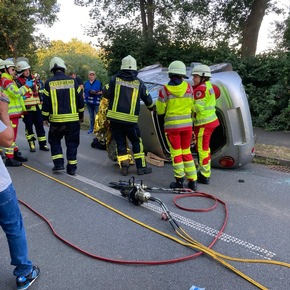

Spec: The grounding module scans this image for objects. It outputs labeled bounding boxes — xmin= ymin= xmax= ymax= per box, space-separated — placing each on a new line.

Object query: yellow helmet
xmin=49 ymin=57 xmax=66 ymax=72
xmin=168 ymin=60 xmax=188 ymax=78
xmin=191 ymin=64 xmax=211 ymax=77
xmin=121 ymin=55 xmax=137 ymax=70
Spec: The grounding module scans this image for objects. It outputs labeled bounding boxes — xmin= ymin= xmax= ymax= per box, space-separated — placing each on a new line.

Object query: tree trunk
xmin=2 ymin=32 xmax=18 ymax=60
xmin=139 ymin=0 xmax=154 ymax=38
xmin=147 ymin=0 xmax=154 ymax=37
xmin=241 ymin=0 xmax=270 ymax=57
xmin=139 ymin=0 xmax=147 ymax=36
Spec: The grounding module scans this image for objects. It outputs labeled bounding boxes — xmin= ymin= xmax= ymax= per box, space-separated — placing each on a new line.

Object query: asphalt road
xmin=1 ymin=122 xmax=290 ymax=290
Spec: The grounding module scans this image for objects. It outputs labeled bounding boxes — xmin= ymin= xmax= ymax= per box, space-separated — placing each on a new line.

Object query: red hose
xmin=18 ymin=190 xmax=228 ymax=265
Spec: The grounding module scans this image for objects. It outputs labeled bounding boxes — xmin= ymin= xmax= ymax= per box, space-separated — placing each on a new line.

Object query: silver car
xmin=138 ymin=63 xmax=255 ymax=169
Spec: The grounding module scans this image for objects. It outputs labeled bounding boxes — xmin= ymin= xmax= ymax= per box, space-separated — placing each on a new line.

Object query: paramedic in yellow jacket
xmin=156 ymin=61 xmax=197 ymax=191
xmin=191 ymin=64 xmax=220 ymax=185
xmin=0 ymin=59 xmax=32 ymax=167
xmin=15 ymin=60 xmax=49 ymax=153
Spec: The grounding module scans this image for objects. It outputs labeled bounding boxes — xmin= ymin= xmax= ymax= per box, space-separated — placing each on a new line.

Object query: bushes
xmin=233 ymin=52 xmax=290 ymax=131
xmin=102 ymin=28 xmax=289 ymax=131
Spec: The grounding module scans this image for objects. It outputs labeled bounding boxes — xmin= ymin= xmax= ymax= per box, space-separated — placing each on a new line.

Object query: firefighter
xmin=102 ymin=55 xmax=154 ymax=176
xmin=15 ymin=60 xmax=49 ymax=152
xmin=42 ymin=57 xmax=84 ymax=175
xmin=0 ymin=59 xmax=31 ymax=167
xmin=156 ymin=60 xmax=197 ymax=190
xmin=191 ymin=64 xmax=220 ymax=185
xmin=34 ymin=73 xmax=44 ymax=102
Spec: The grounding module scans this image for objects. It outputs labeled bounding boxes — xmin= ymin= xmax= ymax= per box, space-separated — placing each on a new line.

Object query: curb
xmin=254 ymin=154 xmax=290 ymax=168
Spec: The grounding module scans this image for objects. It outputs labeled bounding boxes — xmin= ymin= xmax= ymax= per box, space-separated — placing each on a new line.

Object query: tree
xmin=36 ymin=39 xmax=109 ymax=83
xmin=282 ymin=13 xmax=290 ymax=50
xmin=241 ymin=0 xmax=270 ymax=57
xmin=0 ymin=0 xmax=59 ymax=60
xmin=75 ymin=0 xmax=288 ymax=58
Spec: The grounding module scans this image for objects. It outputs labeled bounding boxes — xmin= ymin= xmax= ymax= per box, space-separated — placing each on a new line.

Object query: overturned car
xmin=138 ymin=63 xmax=255 ymax=169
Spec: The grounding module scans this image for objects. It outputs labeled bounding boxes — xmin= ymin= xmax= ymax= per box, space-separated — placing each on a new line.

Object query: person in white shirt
xmin=0 ymin=92 xmax=40 ymax=290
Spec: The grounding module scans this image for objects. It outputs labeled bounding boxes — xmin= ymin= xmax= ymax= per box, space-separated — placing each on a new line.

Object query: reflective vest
xmin=156 ymin=81 xmax=194 ymax=131
xmin=16 ymin=77 xmax=41 ymax=108
xmin=193 ymin=81 xmax=218 ymax=126
xmin=106 ymin=77 xmax=142 ymax=123
xmin=42 ymin=72 xmax=84 ymax=123
xmin=1 ymin=73 xmax=27 ymax=118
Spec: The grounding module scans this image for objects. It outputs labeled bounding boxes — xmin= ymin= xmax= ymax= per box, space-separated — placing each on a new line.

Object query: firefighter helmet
xmin=168 ymin=60 xmax=188 ymax=79
xmin=0 ymin=59 xmax=15 ymax=70
xmin=191 ymin=64 xmax=211 ymax=77
xmin=16 ymin=60 xmax=31 ymax=72
xmin=121 ymin=55 xmax=137 ymax=70
xmin=49 ymin=57 xmax=66 ymax=72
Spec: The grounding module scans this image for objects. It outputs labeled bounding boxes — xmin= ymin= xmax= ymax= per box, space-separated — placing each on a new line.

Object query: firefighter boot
xmin=120 ymin=160 xmax=130 ymax=176
xmin=29 ymin=140 xmax=36 ymax=152
xmin=14 ymin=151 xmax=28 ymax=162
xmin=135 ymin=157 xmax=152 ymax=175
xmin=197 ymin=172 xmax=210 ymax=184
xmin=5 ymin=158 xmax=22 ymax=167
xmin=39 ymin=144 xmax=50 ymax=151
xmin=170 ymin=177 xmax=184 ymax=189
xmin=137 ymin=167 xmax=152 ymax=175
xmin=188 ymin=180 xmax=197 ymax=191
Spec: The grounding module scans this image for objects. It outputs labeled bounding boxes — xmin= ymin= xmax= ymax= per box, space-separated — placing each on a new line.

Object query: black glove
xmin=148 ymin=104 xmax=155 ymax=112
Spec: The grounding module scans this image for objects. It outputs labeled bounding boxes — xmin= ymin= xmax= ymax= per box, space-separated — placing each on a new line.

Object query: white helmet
xmin=168 ymin=60 xmax=188 ymax=79
xmin=121 ymin=55 xmax=137 ymax=70
xmin=16 ymin=60 xmax=31 ymax=72
xmin=49 ymin=56 xmax=66 ymax=72
xmin=191 ymin=64 xmax=211 ymax=77
xmin=0 ymin=59 xmax=15 ymax=70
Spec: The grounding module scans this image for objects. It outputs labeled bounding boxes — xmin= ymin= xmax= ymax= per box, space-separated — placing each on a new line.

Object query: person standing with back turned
xmin=102 ymin=55 xmax=154 ymax=176
xmin=0 ymin=91 xmax=40 ymax=290
xmin=156 ymin=60 xmax=197 ymax=191
xmin=42 ymin=57 xmax=84 ymax=175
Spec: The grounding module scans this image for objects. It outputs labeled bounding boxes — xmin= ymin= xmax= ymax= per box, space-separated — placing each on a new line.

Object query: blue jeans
xmin=0 ymin=183 xmax=32 ymax=277
xmin=86 ymin=103 xmax=99 ymax=131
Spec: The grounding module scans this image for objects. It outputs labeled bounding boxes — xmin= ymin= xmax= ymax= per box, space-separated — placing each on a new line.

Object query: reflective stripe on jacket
xmin=1 ymin=73 xmax=27 ymax=117
xmin=42 ymin=71 xmax=84 ymax=123
xmin=193 ymin=81 xmax=218 ymax=126
xmin=156 ymin=81 xmax=194 ymax=130
xmin=16 ymin=77 xmax=41 ymax=108
xmin=104 ymin=71 xmax=153 ymax=124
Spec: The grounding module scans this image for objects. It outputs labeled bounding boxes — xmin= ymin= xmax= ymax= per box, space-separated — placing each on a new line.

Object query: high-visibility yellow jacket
xmin=16 ymin=76 xmax=41 ymax=110
xmin=1 ymin=72 xmax=28 ymax=118
xmin=193 ymin=81 xmax=218 ymax=126
xmin=42 ymin=71 xmax=84 ymax=123
xmin=156 ymin=81 xmax=195 ymax=131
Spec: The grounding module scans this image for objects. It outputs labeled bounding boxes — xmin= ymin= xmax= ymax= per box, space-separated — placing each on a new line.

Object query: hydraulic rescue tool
xmin=109 ymin=176 xmax=192 ymax=223
xmin=109 ymin=176 xmax=193 ymax=196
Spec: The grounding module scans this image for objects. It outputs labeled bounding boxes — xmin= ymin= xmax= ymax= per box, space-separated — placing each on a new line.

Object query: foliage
xmin=282 ymin=13 xmax=290 ymax=50
xmin=0 ymin=0 xmax=59 ymax=60
xmin=75 ymin=0 xmax=286 ymax=57
xmin=35 ymin=39 xmax=109 ymax=84
xmin=230 ymin=52 xmax=290 ymax=131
